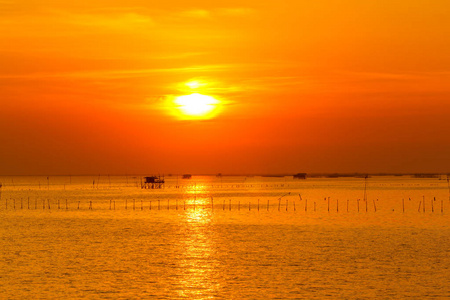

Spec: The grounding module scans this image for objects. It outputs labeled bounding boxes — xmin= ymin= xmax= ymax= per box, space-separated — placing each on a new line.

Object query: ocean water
xmin=0 ymin=175 xmax=449 ymax=299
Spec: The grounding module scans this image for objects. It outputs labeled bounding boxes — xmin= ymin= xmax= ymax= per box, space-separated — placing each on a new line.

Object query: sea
xmin=0 ymin=175 xmax=449 ymax=299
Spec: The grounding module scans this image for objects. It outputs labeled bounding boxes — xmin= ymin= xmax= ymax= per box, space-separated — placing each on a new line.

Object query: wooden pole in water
xmin=447 ymin=177 xmax=450 ymax=202
xmin=249 ymin=201 xmax=251 ymax=211
xmin=66 ymin=199 xmax=68 ymax=210
xmin=347 ymin=199 xmax=349 ymax=212
xmin=423 ymin=196 xmax=425 ymax=212
xmin=267 ymin=200 xmax=269 ymax=211
xmin=293 ymin=200 xmax=296 ymax=211
xmin=432 ymin=197 xmax=434 ymax=213
xmin=305 ymin=199 xmax=307 ymax=212
xmin=149 ymin=201 xmax=152 ymax=210
xmin=28 ymin=197 xmax=30 ymax=210
xmin=286 ymin=199 xmax=288 ymax=211
xmin=365 ymin=198 xmax=368 ymax=212
xmin=223 ymin=200 xmax=225 ymax=210
xmin=47 ymin=199 xmax=50 ymax=209
xmin=58 ymin=199 xmax=60 ymax=210
xmin=402 ymin=198 xmax=405 ymax=213
xmin=327 ymin=197 xmax=330 ymax=212
xmin=158 ymin=200 xmax=160 ymax=210
xmin=229 ymin=199 xmax=231 ymax=211
xmin=357 ymin=199 xmax=360 ymax=212
xmin=314 ymin=201 xmax=316 ymax=212
xmin=110 ymin=200 xmax=112 ymax=210
xmin=89 ymin=201 xmax=92 ymax=210
xmin=373 ymin=199 xmax=377 ymax=212
xmin=43 ymin=199 xmax=45 ymax=209
xmin=441 ymin=198 xmax=443 ymax=213
xmin=418 ymin=201 xmax=421 ymax=212
xmin=133 ymin=199 xmax=135 ymax=210
xmin=141 ymin=199 xmax=143 ymax=210
xmin=258 ymin=199 xmax=260 ymax=211
xmin=167 ymin=199 xmax=169 ymax=210
xmin=337 ymin=199 xmax=339 ymax=212
xmin=363 ymin=175 xmax=368 ymax=202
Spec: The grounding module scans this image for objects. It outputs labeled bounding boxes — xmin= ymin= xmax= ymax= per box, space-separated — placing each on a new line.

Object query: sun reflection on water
xmin=174 ymin=183 xmax=221 ymax=298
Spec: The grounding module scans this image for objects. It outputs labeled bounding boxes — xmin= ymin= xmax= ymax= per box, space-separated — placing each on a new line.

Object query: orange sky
xmin=1 ymin=0 xmax=450 ymax=175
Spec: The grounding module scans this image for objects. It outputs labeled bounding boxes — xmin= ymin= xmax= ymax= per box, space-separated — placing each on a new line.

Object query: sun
xmin=164 ymin=79 xmax=223 ymax=120
xmin=174 ymin=93 xmax=220 ymax=119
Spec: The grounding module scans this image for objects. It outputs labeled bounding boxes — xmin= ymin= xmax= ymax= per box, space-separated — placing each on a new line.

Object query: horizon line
xmin=0 ymin=172 xmax=449 ymax=177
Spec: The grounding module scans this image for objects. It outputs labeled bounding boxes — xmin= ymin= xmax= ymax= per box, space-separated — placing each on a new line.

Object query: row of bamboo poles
xmin=1 ymin=196 xmax=446 ymax=213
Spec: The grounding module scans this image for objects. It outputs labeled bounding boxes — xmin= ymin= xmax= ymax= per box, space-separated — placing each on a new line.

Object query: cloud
xmin=66 ymin=12 xmax=154 ymax=30
xmin=171 ymin=7 xmax=255 ymax=21
xmin=337 ymin=70 xmax=425 ymax=81
xmin=178 ymin=9 xmax=211 ymax=19
xmin=0 ymin=9 xmax=154 ymax=37
xmin=0 ymin=64 xmax=235 ymax=80
xmin=151 ymin=52 xmax=209 ymax=60
xmin=217 ymin=8 xmax=255 ymax=16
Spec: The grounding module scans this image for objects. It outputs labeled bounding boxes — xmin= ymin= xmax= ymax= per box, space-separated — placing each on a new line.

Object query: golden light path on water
xmin=176 ymin=183 xmax=220 ymax=298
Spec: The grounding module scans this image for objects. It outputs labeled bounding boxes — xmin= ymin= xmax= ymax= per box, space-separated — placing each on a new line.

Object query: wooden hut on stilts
xmin=142 ymin=176 xmax=165 ymax=189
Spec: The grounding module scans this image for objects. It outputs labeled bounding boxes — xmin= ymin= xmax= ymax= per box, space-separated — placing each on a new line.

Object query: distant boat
xmin=182 ymin=174 xmax=192 ymax=179
xmin=293 ymin=173 xmax=307 ymax=179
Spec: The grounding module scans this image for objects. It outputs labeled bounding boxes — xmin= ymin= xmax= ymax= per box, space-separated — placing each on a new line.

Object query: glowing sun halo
xmin=174 ymin=93 xmax=220 ymax=119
